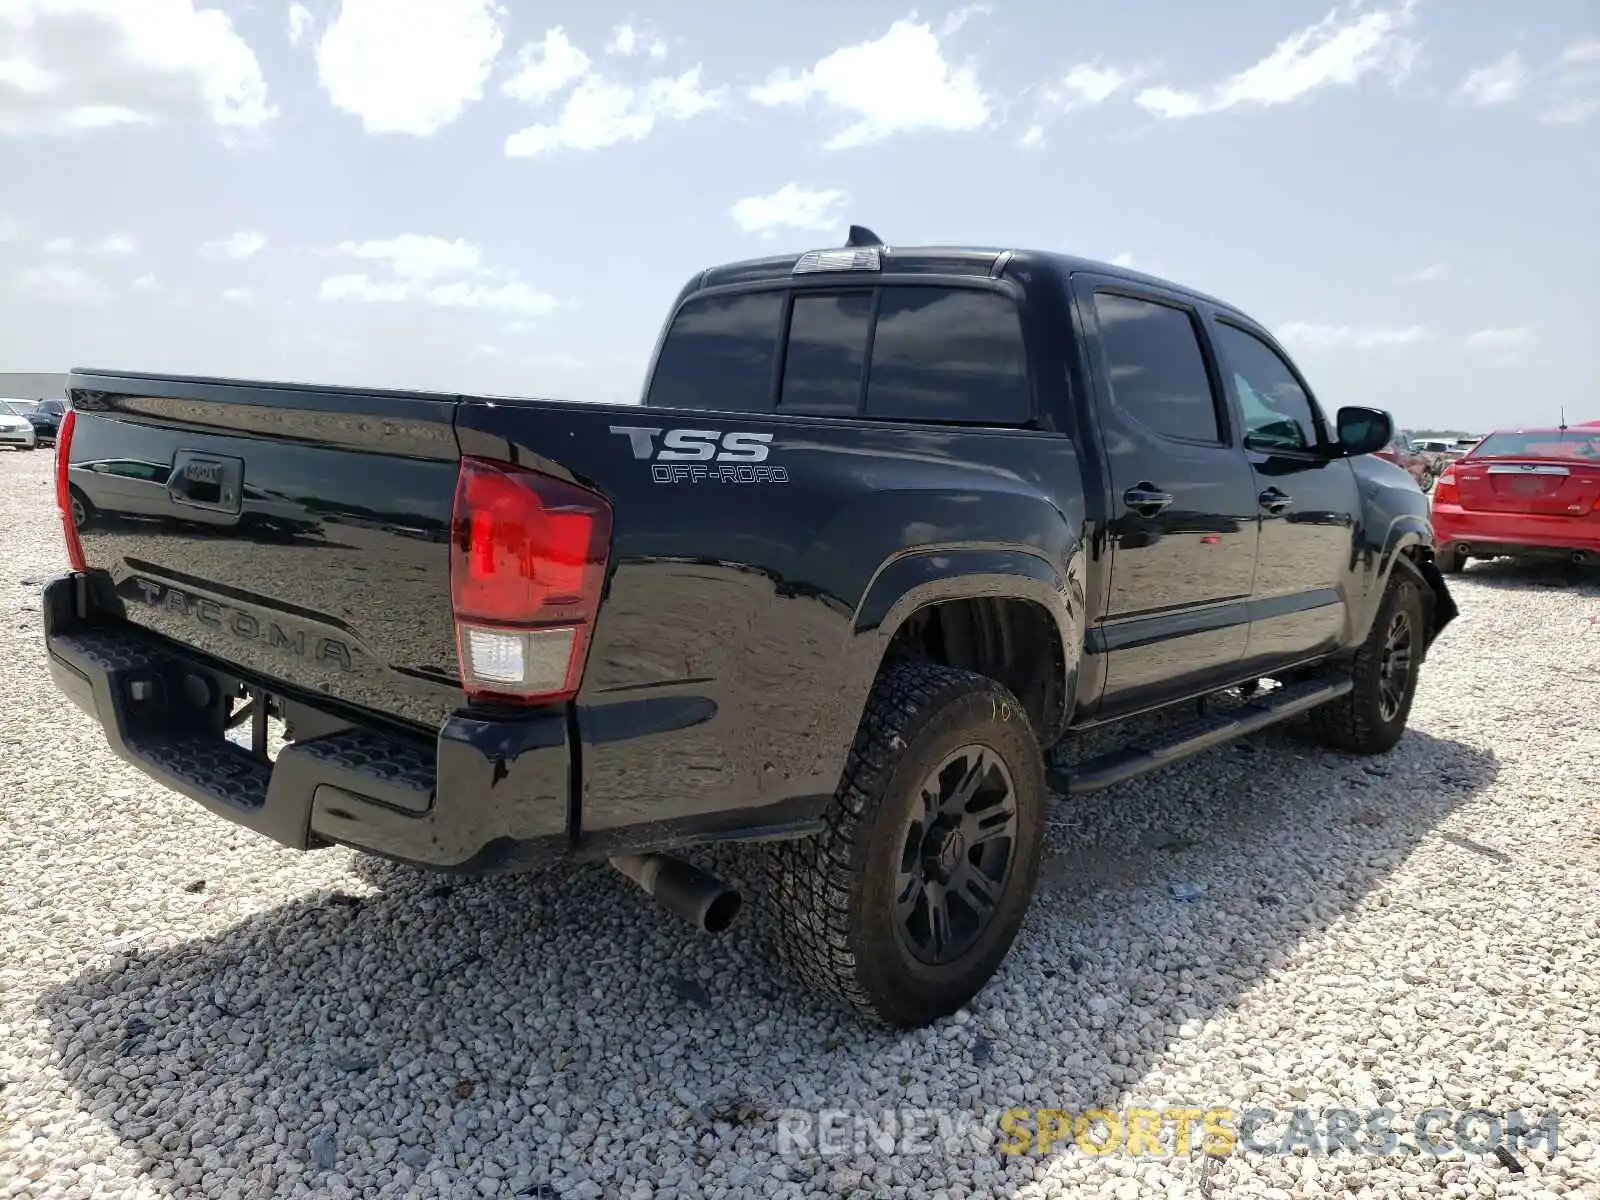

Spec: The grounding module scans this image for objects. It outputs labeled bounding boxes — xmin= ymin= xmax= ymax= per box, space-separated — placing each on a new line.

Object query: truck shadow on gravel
xmin=37 ymin=725 xmax=1497 ymax=1196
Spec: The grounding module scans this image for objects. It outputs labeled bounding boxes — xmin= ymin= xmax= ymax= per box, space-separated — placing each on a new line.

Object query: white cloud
xmin=1110 ymin=252 xmax=1136 ymax=268
xmin=132 ymin=274 xmax=160 ymax=292
xmin=1455 ymin=52 xmax=1524 ymax=106
xmin=605 ymin=24 xmax=667 ymax=61
xmin=14 ymin=263 xmax=113 ymax=305
xmin=1463 ymin=325 xmax=1536 ymax=363
xmin=940 ymin=5 xmax=992 ymax=37
xmin=315 ymin=0 xmax=505 ymax=136
xmin=1277 ymin=322 xmax=1428 ymax=351
xmin=319 ymin=273 xmax=557 ymax=316
xmin=1134 ymin=3 xmax=1418 ymax=119
xmin=1541 ymin=96 xmax=1599 ymax=124
xmin=288 ymin=3 xmax=314 ymax=48
xmin=0 ymin=0 xmax=274 ymax=136
xmin=41 ymin=233 xmax=136 ymax=256
xmin=729 ymin=184 xmax=849 ymax=236
xmin=750 ymin=18 xmax=991 ymax=149
xmin=1017 ymin=123 xmax=1045 ymax=149
xmin=222 ymin=285 xmax=254 ymax=303
xmin=505 ymin=67 xmax=722 ymax=156
xmin=335 ymin=235 xmax=482 ymax=279
xmin=1542 ymin=39 xmax=1600 ymax=124
xmin=1395 ymin=263 xmax=1447 ymax=284
xmin=201 ymin=230 xmax=268 ymax=260
xmin=1045 ymin=62 xmax=1141 ymax=112
xmin=502 ymin=27 xmax=591 ymax=103
xmin=318 ymin=232 xmax=558 ymax=318
xmin=1559 ymin=40 xmax=1600 ymax=67
xmin=96 ymin=232 xmax=136 ymax=256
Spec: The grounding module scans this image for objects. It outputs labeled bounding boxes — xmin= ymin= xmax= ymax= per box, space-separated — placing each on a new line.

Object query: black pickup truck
xmin=43 ymin=228 xmax=1456 ymax=1028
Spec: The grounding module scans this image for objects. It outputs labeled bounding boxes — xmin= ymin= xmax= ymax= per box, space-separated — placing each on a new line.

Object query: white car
xmin=0 ymin=399 xmax=39 ymax=450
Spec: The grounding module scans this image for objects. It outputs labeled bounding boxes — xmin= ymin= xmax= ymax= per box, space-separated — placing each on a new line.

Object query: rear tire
xmin=1309 ymin=568 xmax=1427 ymax=755
xmin=765 ymin=662 xmax=1046 ymax=1028
xmin=69 ymin=487 xmax=92 ymax=531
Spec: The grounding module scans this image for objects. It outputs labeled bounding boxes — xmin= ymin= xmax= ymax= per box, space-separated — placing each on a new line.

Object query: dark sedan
xmin=27 ymin=398 xmax=68 ymax=444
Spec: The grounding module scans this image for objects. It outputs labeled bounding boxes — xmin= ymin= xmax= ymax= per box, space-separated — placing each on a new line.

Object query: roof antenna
xmin=1560 ymin=406 xmax=1568 ymax=432
xmin=845 ymin=224 xmax=883 ymax=248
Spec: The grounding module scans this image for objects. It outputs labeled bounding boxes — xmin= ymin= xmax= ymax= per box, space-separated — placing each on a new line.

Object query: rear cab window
xmin=645 ymin=283 xmax=1031 ymax=425
xmin=644 ymin=291 xmax=785 ymax=412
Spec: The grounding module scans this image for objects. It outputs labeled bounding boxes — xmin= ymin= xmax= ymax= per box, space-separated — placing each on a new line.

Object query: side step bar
xmin=1047 ymin=672 xmax=1353 ymax=795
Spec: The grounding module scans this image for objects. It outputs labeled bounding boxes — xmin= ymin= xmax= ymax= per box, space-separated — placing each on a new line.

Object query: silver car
xmin=0 ymin=399 xmax=39 ymax=450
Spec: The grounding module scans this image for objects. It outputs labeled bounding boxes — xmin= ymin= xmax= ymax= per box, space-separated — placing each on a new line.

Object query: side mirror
xmin=1335 ymin=406 xmax=1393 ymax=457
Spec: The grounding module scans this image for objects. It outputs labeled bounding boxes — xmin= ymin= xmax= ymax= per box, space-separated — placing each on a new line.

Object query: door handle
xmin=1258 ymin=487 xmax=1292 ymax=514
xmin=1123 ymin=483 xmax=1174 ymax=517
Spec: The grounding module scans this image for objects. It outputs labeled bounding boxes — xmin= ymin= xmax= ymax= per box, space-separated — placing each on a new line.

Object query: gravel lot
xmin=2 ymin=445 xmax=1598 ymax=1200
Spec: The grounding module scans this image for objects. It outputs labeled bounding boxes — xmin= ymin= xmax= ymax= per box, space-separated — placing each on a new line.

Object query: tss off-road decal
xmin=609 ymin=425 xmax=790 ymax=484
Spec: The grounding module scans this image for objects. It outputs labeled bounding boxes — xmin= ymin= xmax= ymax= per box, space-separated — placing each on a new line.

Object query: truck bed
xmin=56 ymin=367 xmax=1085 ymax=866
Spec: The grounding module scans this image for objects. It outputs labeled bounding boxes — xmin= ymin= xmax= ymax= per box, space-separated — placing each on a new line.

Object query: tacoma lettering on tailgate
xmin=127 ymin=578 xmax=356 ymax=671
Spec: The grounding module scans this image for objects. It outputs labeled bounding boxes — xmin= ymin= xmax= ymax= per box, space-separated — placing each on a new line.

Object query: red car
xmin=1431 ymin=425 xmax=1600 ymax=572
xmin=1374 ymin=436 xmax=1432 ymax=488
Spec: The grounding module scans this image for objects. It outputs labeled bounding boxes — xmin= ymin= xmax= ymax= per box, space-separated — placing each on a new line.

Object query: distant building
xmin=0 ymin=372 xmax=70 ymax=401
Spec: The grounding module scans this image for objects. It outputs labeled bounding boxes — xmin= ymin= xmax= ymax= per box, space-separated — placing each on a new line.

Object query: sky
xmin=0 ymin=0 xmax=1595 ymax=431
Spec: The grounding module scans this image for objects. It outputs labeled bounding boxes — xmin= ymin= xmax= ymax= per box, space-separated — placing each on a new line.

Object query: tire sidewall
xmin=1361 ymin=574 xmax=1426 ymax=744
xmin=851 ymin=680 xmax=1046 ymax=1022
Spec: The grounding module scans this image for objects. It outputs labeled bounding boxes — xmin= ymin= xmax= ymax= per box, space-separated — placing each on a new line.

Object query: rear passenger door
xmin=1071 ymin=276 xmax=1261 ymax=713
xmin=1205 ymin=316 xmax=1362 ymax=669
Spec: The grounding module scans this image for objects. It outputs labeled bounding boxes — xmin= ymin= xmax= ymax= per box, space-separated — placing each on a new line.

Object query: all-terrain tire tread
xmin=1308 ymin=568 xmax=1425 ymax=754
xmin=764 ymin=662 xmax=1031 ymax=1024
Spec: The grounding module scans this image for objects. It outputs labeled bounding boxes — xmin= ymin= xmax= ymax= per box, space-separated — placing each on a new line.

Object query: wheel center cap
xmin=934 ymin=829 xmax=965 ymax=878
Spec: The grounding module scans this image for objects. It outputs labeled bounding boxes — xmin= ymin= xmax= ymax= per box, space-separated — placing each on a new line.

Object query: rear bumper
xmin=42 ymin=574 xmax=572 ymax=872
xmin=1433 ymin=503 xmax=1600 ymax=557
xmin=0 ymin=428 xmax=36 ymax=446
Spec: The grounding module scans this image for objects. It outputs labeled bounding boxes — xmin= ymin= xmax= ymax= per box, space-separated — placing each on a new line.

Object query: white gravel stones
xmin=2 ymin=446 xmax=1599 ymax=1199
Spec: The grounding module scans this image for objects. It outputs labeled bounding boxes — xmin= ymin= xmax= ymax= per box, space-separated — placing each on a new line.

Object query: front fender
xmin=1353 ymin=461 xmax=1457 ymax=648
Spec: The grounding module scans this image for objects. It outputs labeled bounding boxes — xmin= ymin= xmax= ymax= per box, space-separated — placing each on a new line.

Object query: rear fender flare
xmin=846 ymin=545 xmax=1087 ymax=744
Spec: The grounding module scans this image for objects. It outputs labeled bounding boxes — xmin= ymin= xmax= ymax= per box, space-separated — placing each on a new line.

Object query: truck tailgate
xmin=67 ymin=372 xmax=464 ymax=730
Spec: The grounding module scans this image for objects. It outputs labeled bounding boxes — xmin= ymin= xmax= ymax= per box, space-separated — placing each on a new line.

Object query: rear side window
xmin=780 ymin=292 xmax=873 ymax=415
xmin=645 ymin=291 xmax=783 ymax=411
xmin=866 ymin=288 xmax=1029 ymax=423
xmin=1092 ymin=293 xmax=1221 ymax=443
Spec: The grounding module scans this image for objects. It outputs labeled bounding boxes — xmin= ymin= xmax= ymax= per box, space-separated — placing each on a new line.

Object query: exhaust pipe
xmin=609 ymin=853 xmax=743 ymax=934
xmin=1573 ymin=551 xmax=1588 ymax=565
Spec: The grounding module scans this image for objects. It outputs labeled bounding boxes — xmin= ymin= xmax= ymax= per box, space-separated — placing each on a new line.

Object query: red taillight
xmin=1433 ymin=469 xmax=1458 ymax=505
xmin=449 ymin=456 xmax=612 ymax=704
xmin=55 ymin=408 xmax=86 ymax=572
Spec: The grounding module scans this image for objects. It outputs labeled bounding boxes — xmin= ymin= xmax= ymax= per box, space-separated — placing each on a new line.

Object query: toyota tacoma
xmin=43 ymin=228 xmax=1456 ymax=1027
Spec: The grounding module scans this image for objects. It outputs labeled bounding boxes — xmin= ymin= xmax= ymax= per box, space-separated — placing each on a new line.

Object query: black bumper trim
xmin=43 ymin=575 xmax=575 ymax=869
